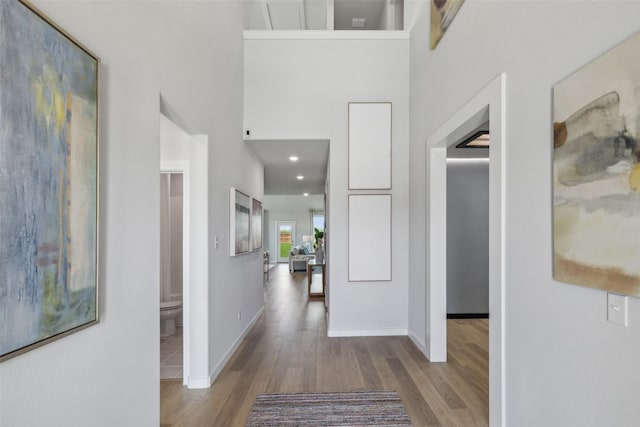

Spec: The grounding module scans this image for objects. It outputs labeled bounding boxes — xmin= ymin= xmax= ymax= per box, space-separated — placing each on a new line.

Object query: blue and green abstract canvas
xmin=0 ymin=0 xmax=99 ymax=361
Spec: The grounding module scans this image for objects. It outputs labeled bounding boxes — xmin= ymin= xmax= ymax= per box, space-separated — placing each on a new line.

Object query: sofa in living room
xmin=288 ymin=246 xmax=315 ymax=272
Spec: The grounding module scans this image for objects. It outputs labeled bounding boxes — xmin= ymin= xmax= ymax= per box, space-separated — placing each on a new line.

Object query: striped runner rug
xmin=245 ymin=391 xmax=412 ymax=426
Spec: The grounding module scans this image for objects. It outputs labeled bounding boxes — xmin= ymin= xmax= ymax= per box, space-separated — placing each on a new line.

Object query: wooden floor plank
xmin=160 ymin=264 xmax=489 ymax=427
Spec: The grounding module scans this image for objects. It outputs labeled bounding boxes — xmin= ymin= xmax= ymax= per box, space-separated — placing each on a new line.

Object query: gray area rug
xmin=245 ymin=391 xmax=412 ymax=426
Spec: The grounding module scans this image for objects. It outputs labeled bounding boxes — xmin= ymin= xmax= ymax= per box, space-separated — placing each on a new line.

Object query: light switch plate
xmin=607 ymin=293 xmax=628 ymax=327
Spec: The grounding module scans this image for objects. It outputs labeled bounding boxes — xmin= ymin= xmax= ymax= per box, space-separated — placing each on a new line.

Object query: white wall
xmin=0 ymin=2 xmax=263 ymax=425
xmin=245 ymin=31 xmax=410 ymax=336
xmin=407 ymin=1 xmax=640 ymax=426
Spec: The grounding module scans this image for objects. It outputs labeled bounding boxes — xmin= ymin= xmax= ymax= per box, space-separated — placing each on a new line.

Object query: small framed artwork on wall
xmin=251 ymin=198 xmax=263 ymax=251
xmin=230 ymin=188 xmax=251 ymax=256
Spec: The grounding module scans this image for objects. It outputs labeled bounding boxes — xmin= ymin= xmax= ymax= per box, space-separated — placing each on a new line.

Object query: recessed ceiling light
xmin=296 ymin=175 xmax=304 ymax=180
xmin=289 ymin=156 xmax=299 ymax=162
xmin=303 ymin=193 xmax=309 ymax=197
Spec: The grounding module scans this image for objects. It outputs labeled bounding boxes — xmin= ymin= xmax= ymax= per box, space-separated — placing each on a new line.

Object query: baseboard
xmin=408 ymin=330 xmax=427 ymax=356
xmin=447 ymin=313 xmax=489 ymax=319
xmin=187 ymin=376 xmax=212 ymax=389
xmin=207 ymin=305 xmax=265 ymax=385
xmin=327 ymin=328 xmax=408 ymax=337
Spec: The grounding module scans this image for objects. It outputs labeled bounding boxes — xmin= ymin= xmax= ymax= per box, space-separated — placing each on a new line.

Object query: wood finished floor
xmin=160 ymin=265 xmax=488 ymax=427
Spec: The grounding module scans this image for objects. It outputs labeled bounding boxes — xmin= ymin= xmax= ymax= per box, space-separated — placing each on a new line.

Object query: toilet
xmin=160 ymin=301 xmax=183 ymax=337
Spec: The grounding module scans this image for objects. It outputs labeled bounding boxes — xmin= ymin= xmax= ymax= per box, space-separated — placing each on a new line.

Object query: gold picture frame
xmin=430 ymin=0 xmax=465 ymax=49
xmin=0 ymin=0 xmax=100 ymax=362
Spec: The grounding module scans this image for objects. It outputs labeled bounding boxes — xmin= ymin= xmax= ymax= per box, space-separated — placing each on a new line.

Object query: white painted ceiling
xmin=333 ymin=0 xmax=386 ymax=30
xmin=249 ymin=0 xmax=390 ymax=31
xmin=247 ymin=139 xmax=329 ymax=195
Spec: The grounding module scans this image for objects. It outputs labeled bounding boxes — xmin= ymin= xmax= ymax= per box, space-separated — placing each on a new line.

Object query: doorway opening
xmin=426 ymin=74 xmax=505 ymax=426
xmin=446 ymin=133 xmax=489 ymax=320
xmin=159 ymin=172 xmax=184 ymax=380
xmin=276 ymin=221 xmax=295 ymax=263
xmin=159 ymin=100 xmax=210 ymax=389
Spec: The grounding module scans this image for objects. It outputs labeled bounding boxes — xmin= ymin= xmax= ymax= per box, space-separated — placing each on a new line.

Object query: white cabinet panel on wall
xmin=348 ymin=194 xmax=392 ymax=281
xmin=348 ymin=102 xmax=392 ymax=190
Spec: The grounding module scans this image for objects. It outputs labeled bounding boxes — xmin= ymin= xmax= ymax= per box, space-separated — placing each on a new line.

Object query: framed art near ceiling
xmin=553 ymin=30 xmax=640 ymax=296
xmin=430 ymin=0 xmax=465 ymax=49
xmin=0 ymin=0 xmax=100 ymax=362
xmin=230 ymin=188 xmax=251 ymax=256
xmin=348 ymin=102 xmax=392 ymax=190
xmin=251 ymin=198 xmax=263 ymax=251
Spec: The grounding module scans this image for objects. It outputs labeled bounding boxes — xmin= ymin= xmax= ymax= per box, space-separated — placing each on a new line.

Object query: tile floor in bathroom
xmin=160 ymin=326 xmax=183 ymax=380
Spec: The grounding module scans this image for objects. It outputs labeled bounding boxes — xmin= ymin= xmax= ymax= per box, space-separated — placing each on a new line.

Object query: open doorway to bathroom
xmin=159 ymin=104 xmax=209 ymax=388
xmin=160 ymin=172 xmax=184 ymax=379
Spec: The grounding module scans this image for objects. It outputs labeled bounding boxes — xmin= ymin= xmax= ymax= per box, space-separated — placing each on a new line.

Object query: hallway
xmin=160 ymin=264 xmax=488 ymax=426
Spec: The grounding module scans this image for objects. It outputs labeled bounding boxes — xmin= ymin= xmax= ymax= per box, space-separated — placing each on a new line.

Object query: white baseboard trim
xmin=207 ymin=305 xmax=265 ymax=385
xmin=408 ymin=331 xmax=428 ymax=357
xmin=187 ymin=376 xmax=212 ymax=389
xmin=327 ymin=328 xmax=408 ymax=337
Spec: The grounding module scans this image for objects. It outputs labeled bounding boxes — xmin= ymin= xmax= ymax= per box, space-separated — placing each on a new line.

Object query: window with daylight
xmin=312 ymin=211 xmax=324 ymax=232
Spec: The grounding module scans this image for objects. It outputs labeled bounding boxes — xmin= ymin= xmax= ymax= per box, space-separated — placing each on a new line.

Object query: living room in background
xmin=276 ymin=221 xmax=295 ymax=263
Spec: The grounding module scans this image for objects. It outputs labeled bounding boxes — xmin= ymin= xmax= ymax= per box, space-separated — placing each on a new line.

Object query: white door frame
xmin=276 ymin=221 xmax=296 ymax=263
xmin=426 ymin=74 xmax=506 ymax=427
xmin=160 ymin=111 xmax=209 ymax=389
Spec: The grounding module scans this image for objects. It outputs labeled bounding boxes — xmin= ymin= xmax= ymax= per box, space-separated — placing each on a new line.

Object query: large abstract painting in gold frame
xmin=0 ymin=0 xmax=100 ymax=362
xmin=430 ymin=0 xmax=465 ymax=49
xmin=553 ymin=31 xmax=640 ymax=296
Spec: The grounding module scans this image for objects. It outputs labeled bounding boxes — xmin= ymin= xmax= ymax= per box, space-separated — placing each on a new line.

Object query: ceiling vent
xmin=351 ymin=18 xmax=366 ymax=28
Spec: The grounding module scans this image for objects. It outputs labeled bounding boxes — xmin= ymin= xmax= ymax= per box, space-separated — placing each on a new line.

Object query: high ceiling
xmin=248 ymin=0 xmax=399 ymax=31
xmin=246 ymin=0 xmax=402 ymax=196
xmin=333 ymin=0 xmax=386 ymax=30
xmin=246 ymin=139 xmax=329 ymax=195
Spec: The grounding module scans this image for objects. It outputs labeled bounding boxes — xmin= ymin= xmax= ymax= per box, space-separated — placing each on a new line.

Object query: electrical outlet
xmin=237 ymin=310 xmax=242 ymax=321
xmin=215 ymin=236 xmax=219 ymax=249
xmin=607 ymin=293 xmax=628 ymax=327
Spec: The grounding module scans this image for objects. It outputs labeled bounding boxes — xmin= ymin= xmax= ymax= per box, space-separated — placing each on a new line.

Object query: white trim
xmin=160 ymin=112 xmax=209 ymax=390
xmin=428 ymin=146 xmax=448 ymax=362
xmin=327 ymin=328 xmax=407 ymax=337
xmin=186 ymin=376 xmax=211 ymax=389
xmin=243 ymin=30 xmax=409 ymax=41
xmin=408 ymin=331 xmax=427 ymax=355
xmin=326 ymin=0 xmax=334 ymax=30
xmin=207 ymin=306 xmax=265 ymax=385
xmin=425 ymin=73 xmax=506 ymax=427
xmin=446 ymin=157 xmax=490 ymax=163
